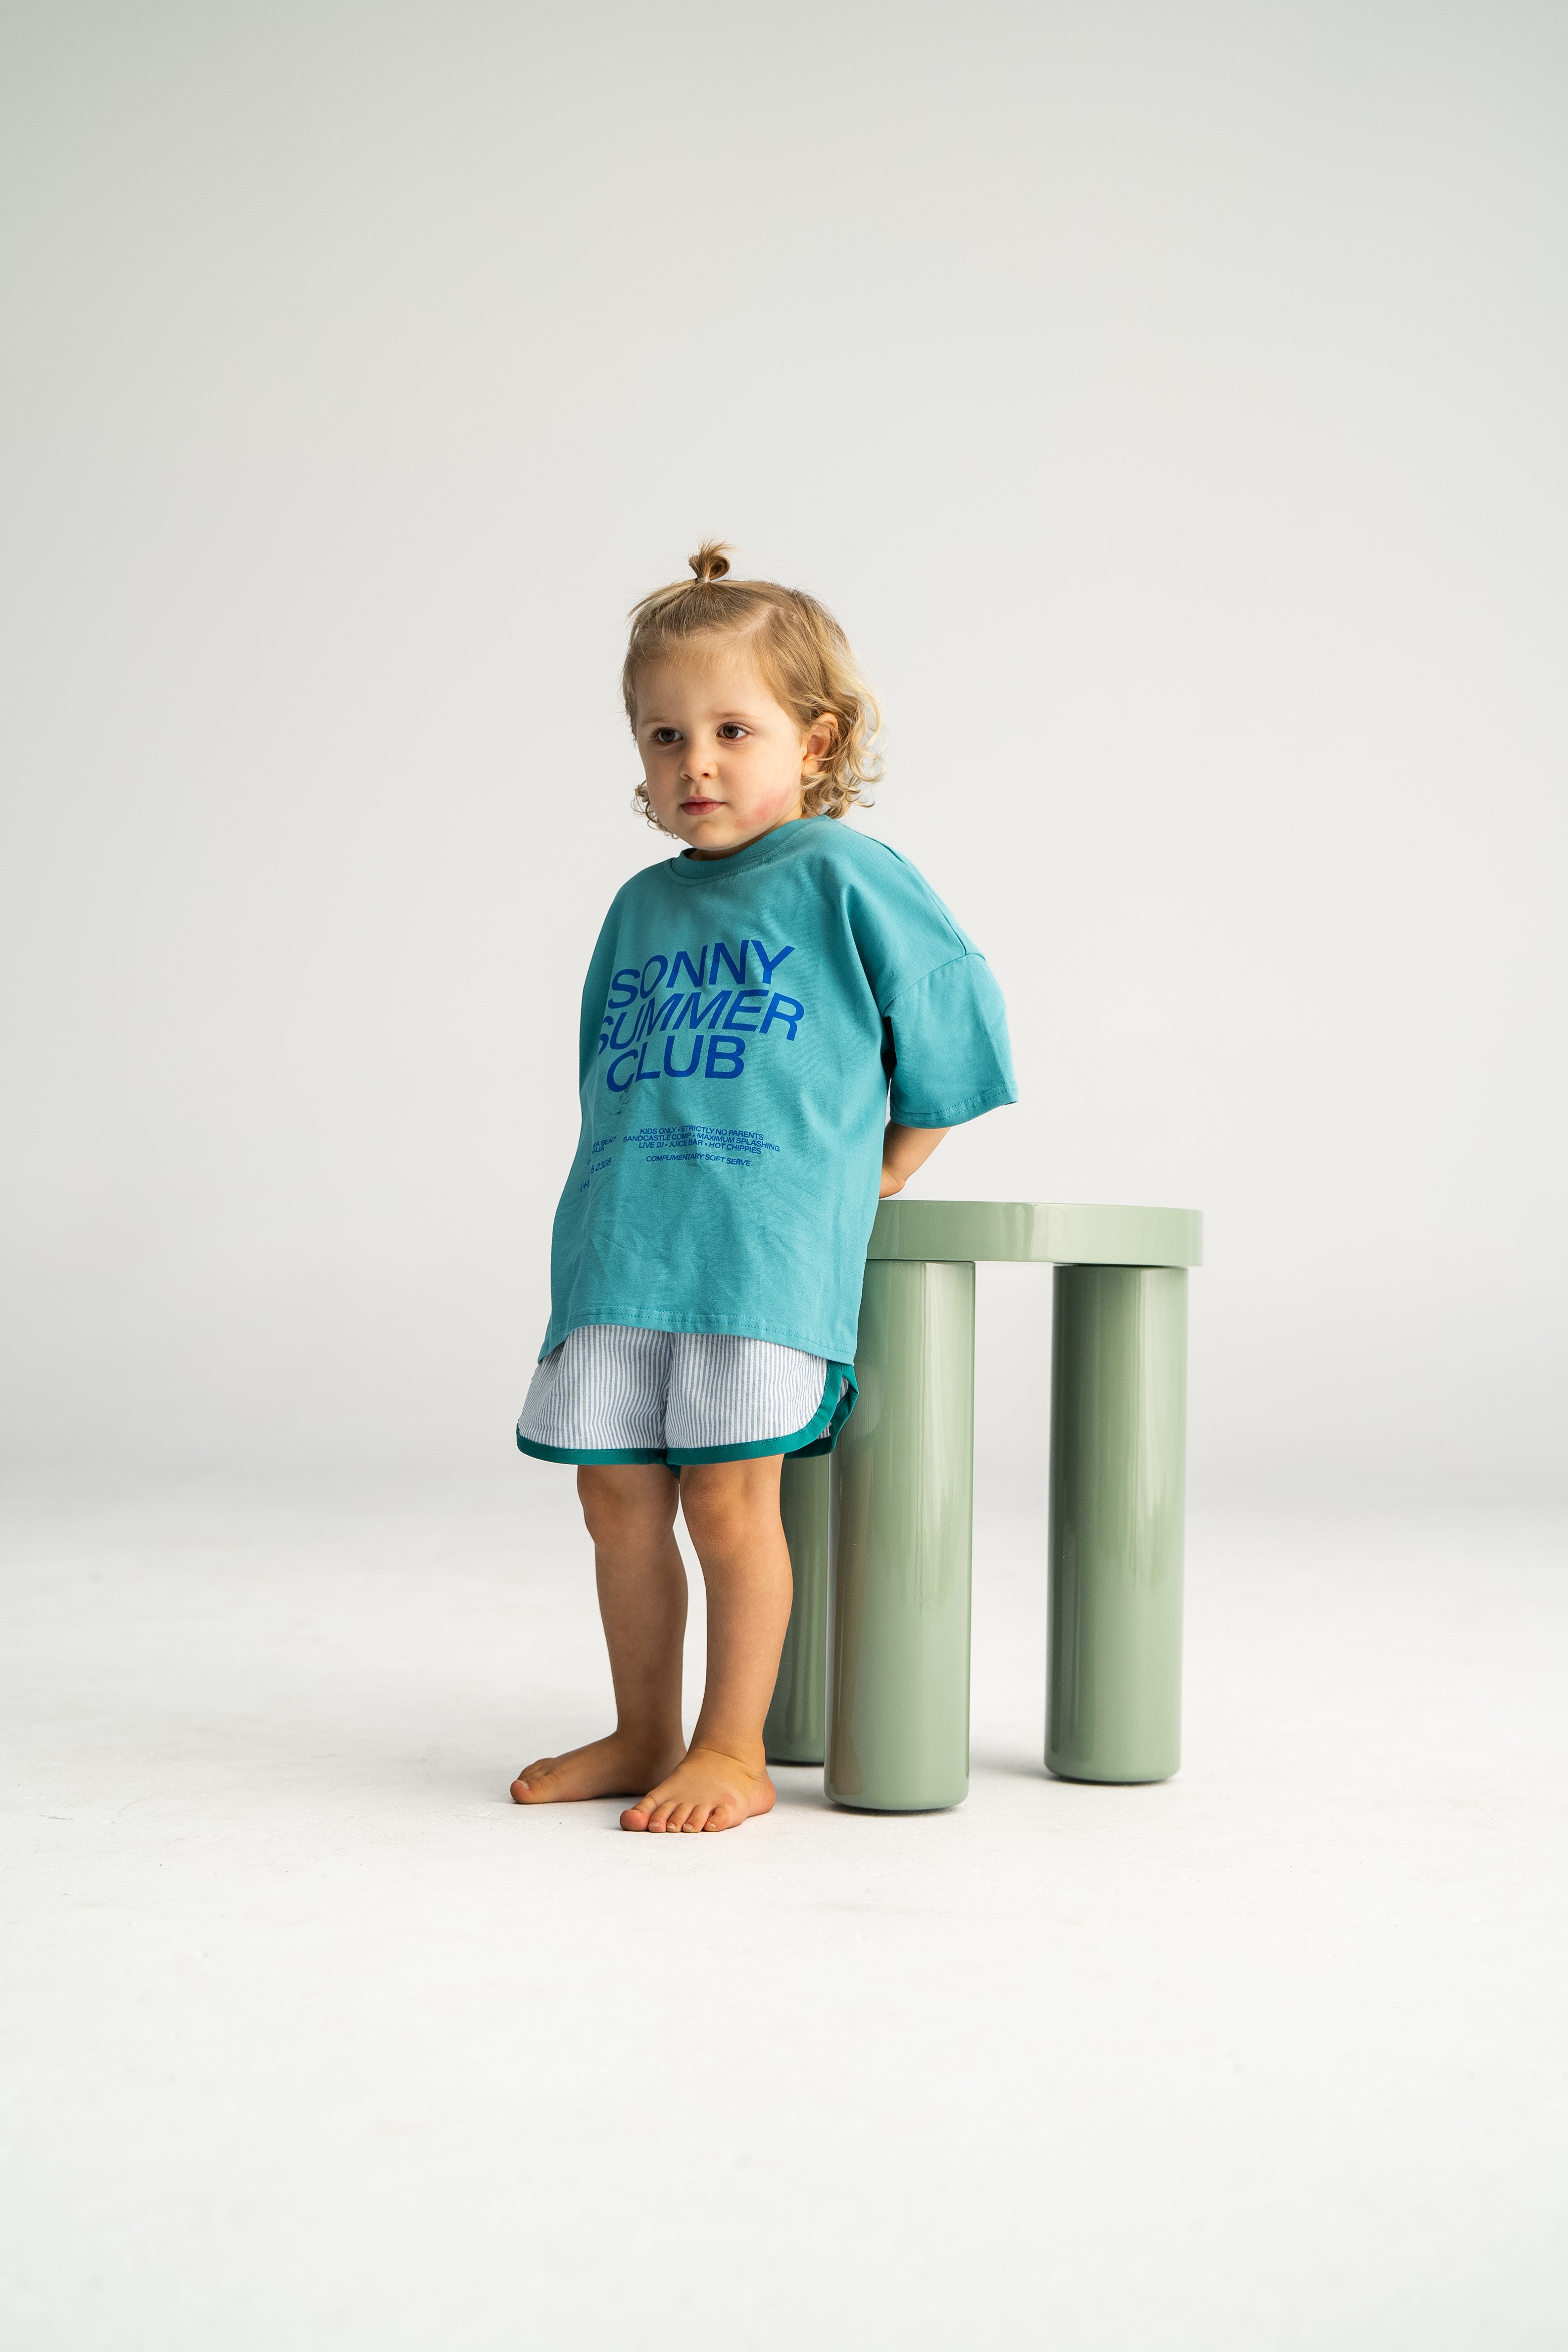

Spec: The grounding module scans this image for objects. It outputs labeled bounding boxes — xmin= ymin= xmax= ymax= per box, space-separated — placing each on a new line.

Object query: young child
xmin=512 ymin=544 xmax=1016 ymax=1833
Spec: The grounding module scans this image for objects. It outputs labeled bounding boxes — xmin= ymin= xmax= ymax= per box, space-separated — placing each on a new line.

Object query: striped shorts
xmin=516 ymin=1324 xmax=856 ymax=1469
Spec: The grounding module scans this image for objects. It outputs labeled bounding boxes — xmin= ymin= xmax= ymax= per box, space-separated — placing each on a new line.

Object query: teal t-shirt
xmin=540 ymin=815 xmax=1016 ymax=1367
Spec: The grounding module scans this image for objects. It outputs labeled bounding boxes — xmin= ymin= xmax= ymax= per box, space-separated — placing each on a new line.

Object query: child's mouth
xmin=681 ymin=798 xmax=723 ymax=814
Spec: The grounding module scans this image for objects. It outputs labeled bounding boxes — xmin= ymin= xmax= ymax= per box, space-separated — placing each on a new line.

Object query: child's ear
xmin=804 ymin=712 xmax=838 ymax=775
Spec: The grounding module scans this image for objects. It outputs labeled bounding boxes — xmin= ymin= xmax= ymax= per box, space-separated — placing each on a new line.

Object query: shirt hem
xmin=539 ymin=1306 xmax=857 ymax=1363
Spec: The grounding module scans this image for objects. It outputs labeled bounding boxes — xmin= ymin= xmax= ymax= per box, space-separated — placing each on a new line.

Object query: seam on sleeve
xmin=878 ymin=948 xmax=981 ymax=1019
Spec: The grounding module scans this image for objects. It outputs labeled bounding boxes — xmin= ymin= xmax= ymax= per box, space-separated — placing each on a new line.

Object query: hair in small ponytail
xmin=623 ymin=542 xmax=882 ymax=833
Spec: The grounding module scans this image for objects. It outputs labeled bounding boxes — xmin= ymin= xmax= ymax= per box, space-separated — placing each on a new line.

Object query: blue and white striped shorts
xmin=516 ymin=1324 xmax=856 ymax=1468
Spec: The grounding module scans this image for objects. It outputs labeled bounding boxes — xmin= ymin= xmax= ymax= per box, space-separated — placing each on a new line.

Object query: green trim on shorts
xmin=514 ymin=1362 xmax=859 ymax=1471
xmin=787 ymin=1360 xmax=860 ymax=1460
xmin=666 ymin=1361 xmax=858 ymax=1468
xmin=514 ymin=1435 xmax=669 ymax=1466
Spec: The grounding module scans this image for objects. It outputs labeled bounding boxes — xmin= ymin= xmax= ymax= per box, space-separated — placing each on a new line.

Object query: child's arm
xmin=880 ymin=1122 xmax=951 ymax=1199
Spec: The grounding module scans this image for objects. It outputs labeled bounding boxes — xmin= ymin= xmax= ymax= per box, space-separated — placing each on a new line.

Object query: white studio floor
xmin=3 ymin=1471 xmax=1565 ymax=2352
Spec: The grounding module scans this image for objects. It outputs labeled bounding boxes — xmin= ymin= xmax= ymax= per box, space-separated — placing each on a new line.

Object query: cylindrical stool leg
xmin=827 ymin=1258 xmax=975 ymax=1812
xmin=765 ymin=1451 xmax=834 ymax=1764
xmin=1047 ymin=1265 xmax=1187 ymax=1783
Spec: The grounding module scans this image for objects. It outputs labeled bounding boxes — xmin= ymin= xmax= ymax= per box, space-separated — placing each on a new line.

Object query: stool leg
xmin=827 ymin=1258 xmax=975 ymax=1812
xmin=765 ymin=1451 xmax=834 ymax=1765
xmin=1047 ymin=1265 xmax=1187 ymax=1783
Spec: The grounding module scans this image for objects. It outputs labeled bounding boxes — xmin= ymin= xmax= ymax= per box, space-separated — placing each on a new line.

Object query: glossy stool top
xmin=868 ymin=1199 xmax=1203 ymax=1268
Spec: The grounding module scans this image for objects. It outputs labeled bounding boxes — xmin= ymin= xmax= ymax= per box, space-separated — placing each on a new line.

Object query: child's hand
xmin=879 ymin=1122 xmax=950 ymax=1201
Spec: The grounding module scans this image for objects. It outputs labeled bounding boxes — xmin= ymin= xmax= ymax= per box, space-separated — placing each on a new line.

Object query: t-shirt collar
xmin=664 ymin=814 xmax=827 ymax=884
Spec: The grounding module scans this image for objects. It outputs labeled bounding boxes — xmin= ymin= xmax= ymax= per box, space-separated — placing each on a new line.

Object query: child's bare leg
xmin=621 ymin=1456 xmax=791 ymax=1834
xmin=511 ymin=1464 xmax=687 ymax=1804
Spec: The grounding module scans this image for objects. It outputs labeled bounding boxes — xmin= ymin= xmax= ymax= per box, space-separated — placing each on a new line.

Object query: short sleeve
xmin=884 ymin=952 xmax=1018 ymax=1127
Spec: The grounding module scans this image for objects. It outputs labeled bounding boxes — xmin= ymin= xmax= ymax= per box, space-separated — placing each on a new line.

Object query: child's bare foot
xmin=510 ymin=1730 xmax=684 ymax=1806
xmin=619 ymin=1743 xmax=776 ymax=1834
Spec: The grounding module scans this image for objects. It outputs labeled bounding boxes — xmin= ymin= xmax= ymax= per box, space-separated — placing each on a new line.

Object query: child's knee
xmin=577 ymin=1464 xmax=678 ymax=1548
xmin=678 ymin=1460 xmax=780 ymax=1552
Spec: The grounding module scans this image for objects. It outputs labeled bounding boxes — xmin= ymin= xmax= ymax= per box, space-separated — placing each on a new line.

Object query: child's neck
xmin=686 ymin=809 xmax=805 ymax=862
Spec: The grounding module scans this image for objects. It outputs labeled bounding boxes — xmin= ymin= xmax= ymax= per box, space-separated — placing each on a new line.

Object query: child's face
xmin=633 ymin=639 xmax=835 ymax=859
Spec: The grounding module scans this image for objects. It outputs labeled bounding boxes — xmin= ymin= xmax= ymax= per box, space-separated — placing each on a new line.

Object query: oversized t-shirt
xmin=539 ymin=815 xmax=1016 ymax=1369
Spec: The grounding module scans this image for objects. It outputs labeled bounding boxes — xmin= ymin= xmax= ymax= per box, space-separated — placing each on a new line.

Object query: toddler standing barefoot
xmin=513 ymin=544 xmax=1016 ymax=1831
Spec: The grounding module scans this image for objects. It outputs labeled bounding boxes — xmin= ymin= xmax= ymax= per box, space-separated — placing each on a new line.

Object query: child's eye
xmin=652 ymin=728 xmax=682 ymax=746
xmin=718 ymin=724 xmax=749 ymax=740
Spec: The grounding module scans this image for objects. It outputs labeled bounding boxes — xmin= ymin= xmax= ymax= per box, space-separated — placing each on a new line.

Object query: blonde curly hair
xmin=623 ymin=541 xmax=883 ymax=832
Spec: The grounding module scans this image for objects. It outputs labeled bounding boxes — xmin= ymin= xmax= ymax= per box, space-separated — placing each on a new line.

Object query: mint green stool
xmin=763 ymin=1201 xmax=1203 ymax=1810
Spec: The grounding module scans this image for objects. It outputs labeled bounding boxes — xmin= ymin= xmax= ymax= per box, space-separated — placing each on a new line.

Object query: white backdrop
xmin=2 ymin=0 xmax=1564 ymax=1501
